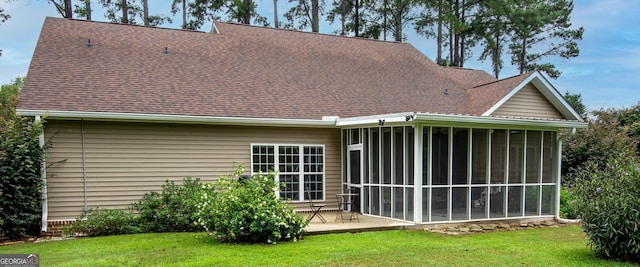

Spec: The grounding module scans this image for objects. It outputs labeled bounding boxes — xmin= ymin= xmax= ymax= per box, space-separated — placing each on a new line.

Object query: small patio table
xmin=335 ymin=193 xmax=360 ymax=223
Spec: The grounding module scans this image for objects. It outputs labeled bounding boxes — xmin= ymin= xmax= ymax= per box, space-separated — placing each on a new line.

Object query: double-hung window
xmin=251 ymin=144 xmax=325 ymax=201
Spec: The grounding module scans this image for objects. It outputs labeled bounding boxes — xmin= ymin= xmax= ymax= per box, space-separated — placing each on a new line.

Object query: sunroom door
xmin=347 ymin=145 xmax=362 ymax=212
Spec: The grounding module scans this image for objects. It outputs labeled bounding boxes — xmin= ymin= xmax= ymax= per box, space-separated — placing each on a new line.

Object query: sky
xmin=0 ymin=0 xmax=638 ymax=111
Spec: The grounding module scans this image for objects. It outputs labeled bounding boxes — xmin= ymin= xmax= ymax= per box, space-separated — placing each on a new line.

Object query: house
xmin=18 ymin=17 xmax=586 ymax=233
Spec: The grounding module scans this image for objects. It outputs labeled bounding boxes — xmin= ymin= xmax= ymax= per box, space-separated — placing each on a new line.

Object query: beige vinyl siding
xmin=44 ymin=121 xmax=85 ymax=221
xmin=492 ymin=83 xmax=565 ymax=119
xmin=44 ymin=120 xmax=341 ymax=220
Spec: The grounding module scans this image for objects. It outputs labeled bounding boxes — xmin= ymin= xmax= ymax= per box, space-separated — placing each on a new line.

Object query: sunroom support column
xmin=555 ymin=134 xmax=563 ymax=217
xmin=413 ymin=125 xmax=423 ymax=223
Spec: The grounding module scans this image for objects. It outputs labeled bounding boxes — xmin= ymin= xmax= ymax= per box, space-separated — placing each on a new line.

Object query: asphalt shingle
xmin=19 ymin=17 xmax=527 ymax=120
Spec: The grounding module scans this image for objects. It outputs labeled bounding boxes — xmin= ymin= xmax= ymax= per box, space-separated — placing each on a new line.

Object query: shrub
xmin=559 ymin=186 xmax=577 ymax=219
xmin=133 ymin=177 xmax=203 ymax=233
xmin=64 ymin=208 xmax=141 ymax=237
xmin=195 ymin=165 xmax=308 ymax=244
xmin=572 ymin=155 xmax=640 ymax=262
xmin=562 ymin=106 xmax=639 ymax=186
xmin=0 ymin=78 xmax=45 ymax=240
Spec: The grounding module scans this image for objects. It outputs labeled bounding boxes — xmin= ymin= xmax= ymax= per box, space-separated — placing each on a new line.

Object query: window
xmin=251 ymin=144 xmax=325 ymax=201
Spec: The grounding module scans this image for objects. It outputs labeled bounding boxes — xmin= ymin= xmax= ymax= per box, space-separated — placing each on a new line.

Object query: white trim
xmin=17 ymin=110 xmax=337 ymax=128
xmin=19 ymin=109 xmax=586 ymax=129
xmin=37 ymin=116 xmax=48 ymax=233
xmin=413 ymin=113 xmax=585 ymax=128
xmin=482 ymin=72 xmax=584 ymax=121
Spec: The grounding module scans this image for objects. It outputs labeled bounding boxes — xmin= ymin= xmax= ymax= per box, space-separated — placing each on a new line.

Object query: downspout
xmin=81 ymin=120 xmax=88 ymax=217
xmin=37 ymin=115 xmax=48 ymax=233
xmin=554 ymin=133 xmax=581 ymax=224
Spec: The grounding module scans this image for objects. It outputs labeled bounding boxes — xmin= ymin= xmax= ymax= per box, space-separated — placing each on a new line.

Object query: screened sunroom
xmin=340 ymin=117 xmax=563 ymax=224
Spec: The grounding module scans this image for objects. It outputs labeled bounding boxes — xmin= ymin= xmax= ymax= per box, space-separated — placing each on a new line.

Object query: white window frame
xmin=250 ymin=143 xmax=326 ymax=202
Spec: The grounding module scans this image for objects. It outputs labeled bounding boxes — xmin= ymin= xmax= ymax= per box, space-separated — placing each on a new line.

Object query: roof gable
xmin=491 ymin=82 xmax=564 ymax=119
xmin=482 ymin=72 xmax=583 ymax=121
xmin=464 ymin=73 xmax=531 ymax=115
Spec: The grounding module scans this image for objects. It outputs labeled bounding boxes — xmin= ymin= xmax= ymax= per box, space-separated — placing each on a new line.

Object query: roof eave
xmin=336 ymin=112 xmax=586 ymax=129
xmin=414 ymin=113 xmax=587 ymax=129
xmin=17 ymin=110 xmax=338 ymax=128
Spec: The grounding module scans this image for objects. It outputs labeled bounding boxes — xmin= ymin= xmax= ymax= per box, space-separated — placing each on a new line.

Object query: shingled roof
xmin=20 ymin=17 xmax=538 ymax=120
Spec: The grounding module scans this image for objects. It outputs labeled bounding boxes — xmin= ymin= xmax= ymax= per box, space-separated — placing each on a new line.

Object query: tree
xmin=188 ymin=0 xmax=266 ymax=29
xmin=508 ymin=0 xmax=583 ymax=78
xmin=326 ymin=0 xmax=382 ymax=38
xmin=99 ymin=0 xmax=136 ymax=24
xmin=0 ymin=6 xmax=9 ymax=24
xmin=171 ymin=0 xmax=190 ymax=29
xmin=326 ymin=0 xmax=351 ymax=35
xmin=563 ymin=91 xmax=587 ymax=119
xmin=473 ymin=0 xmax=510 ymax=78
xmin=284 ymin=0 xmax=322 ymax=32
xmin=74 ymin=0 xmax=93 ymax=20
xmin=225 ymin=0 xmax=260 ymax=24
xmin=0 ymin=77 xmax=46 ymax=240
xmin=47 ymin=0 xmax=74 ymax=18
xmin=415 ymin=0 xmax=443 ymax=64
xmin=0 ymin=6 xmax=9 ymax=57
xmin=415 ymin=0 xmax=478 ymax=66
xmin=99 ymin=0 xmax=171 ymax=26
xmin=187 ymin=0 xmax=224 ymax=29
xmin=0 ymin=77 xmax=24 ymax=121
xmin=382 ymin=0 xmax=418 ymax=41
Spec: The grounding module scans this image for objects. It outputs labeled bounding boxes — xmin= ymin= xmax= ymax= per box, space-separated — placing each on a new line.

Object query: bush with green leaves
xmin=64 ymin=208 xmax=141 ymax=237
xmin=562 ymin=106 xmax=640 ymax=186
xmin=559 ymin=186 xmax=577 ymax=219
xmin=195 ymin=166 xmax=308 ymax=244
xmin=0 ymin=77 xmax=45 ymax=240
xmin=572 ymin=155 xmax=640 ymax=262
xmin=133 ymin=177 xmax=204 ymax=233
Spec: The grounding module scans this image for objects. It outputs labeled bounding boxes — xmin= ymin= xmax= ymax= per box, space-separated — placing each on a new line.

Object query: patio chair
xmin=306 ymin=190 xmax=327 ymax=223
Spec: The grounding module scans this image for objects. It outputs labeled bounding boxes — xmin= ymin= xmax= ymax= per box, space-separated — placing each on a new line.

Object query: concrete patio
xmin=302 ymin=211 xmax=566 ymax=235
xmin=304 ymin=211 xmax=417 ymax=235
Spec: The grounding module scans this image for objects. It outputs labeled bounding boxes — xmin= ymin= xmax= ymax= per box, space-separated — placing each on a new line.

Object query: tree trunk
xmin=355 ymin=0 xmax=359 ymax=37
xmin=243 ymin=0 xmax=251 ymax=24
xmin=182 ymin=0 xmax=187 ymax=29
xmin=273 ymin=0 xmax=279 ymax=28
xmin=64 ymin=0 xmax=72 ymax=18
xmin=394 ymin=10 xmax=402 ymax=42
xmin=459 ymin=1 xmax=465 ymax=67
xmin=449 ymin=20 xmax=453 ymax=65
xmin=311 ymin=0 xmax=319 ymax=32
xmin=493 ymin=32 xmax=500 ymax=78
xmin=453 ymin=0 xmax=460 ymax=66
xmin=436 ymin=0 xmax=442 ymax=65
xmin=86 ymin=0 xmax=92 ymax=21
xmin=520 ymin=38 xmax=526 ymax=74
xmin=122 ymin=0 xmax=128 ymax=24
xmin=340 ymin=0 xmax=346 ymax=35
xmin=143 ymin=0 xmax=149 ymax=26
xmin=383 ymin=0 xmax=388 ymax=41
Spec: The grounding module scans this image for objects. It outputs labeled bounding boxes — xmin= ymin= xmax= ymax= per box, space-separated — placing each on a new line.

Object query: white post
xmin=36 ymin=115 xmax=48 ymax=233
xmin=555 ymin=134 xmax=563 ymax=217
xmin=413 ymin=125 xmax=423 ymax=224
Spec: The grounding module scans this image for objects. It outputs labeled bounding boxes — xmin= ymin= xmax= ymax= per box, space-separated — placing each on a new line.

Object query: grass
xmin=0 ymin=225 xmax=634 ymax=266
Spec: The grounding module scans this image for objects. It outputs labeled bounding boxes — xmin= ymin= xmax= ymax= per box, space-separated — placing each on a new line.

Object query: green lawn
xmin=0 ymin=225 xmax=633 ymax=266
